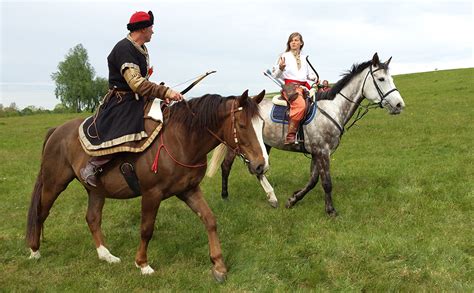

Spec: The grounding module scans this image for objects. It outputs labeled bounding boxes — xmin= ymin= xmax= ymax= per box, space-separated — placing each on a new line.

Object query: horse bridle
xmin=362 ymin=65 xmax=400 ymax=108
xmin=324 ymin=64 xmax=400 ymax=134
xmin=184 ymin=98 xmax=250 ymax=164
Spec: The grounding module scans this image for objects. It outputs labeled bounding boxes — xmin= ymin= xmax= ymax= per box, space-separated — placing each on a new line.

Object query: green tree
xmin=90 ymin=77 xmax=109 ymax=112
xmin=51 ymin=44 xmax=107 ymax=112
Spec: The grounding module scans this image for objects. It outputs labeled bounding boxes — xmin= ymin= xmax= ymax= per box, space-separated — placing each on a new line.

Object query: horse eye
xmin=378 ymin=77 xmax=385 ymax=82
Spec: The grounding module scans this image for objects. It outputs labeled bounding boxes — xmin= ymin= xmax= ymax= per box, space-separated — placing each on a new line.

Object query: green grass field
xmin=1 ymin=68 xmax=473 ymax=291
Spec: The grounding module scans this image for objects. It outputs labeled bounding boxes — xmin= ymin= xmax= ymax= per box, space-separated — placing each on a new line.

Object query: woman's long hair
xmin=285 ymin=32 xmax=304 ymax=52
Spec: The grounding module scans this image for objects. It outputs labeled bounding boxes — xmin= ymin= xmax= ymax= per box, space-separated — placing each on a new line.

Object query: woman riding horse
xmin=271 ymin=32 xmax=318 ymax=144
xmin=221 ymin=53 xmax=405 ymax=214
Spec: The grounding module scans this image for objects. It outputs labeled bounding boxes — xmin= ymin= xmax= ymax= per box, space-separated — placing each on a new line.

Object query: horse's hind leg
xmin=178 ymin=186 xmax=227 ymax=283
xmin=315 ymin=151 xmax=337 ymax=216
xmin=286 ymin=154 xmax=320 ymax=209
xmin=27 ymin=165 xmax=75 ymax=258
xmin=220 ymin=149 xmax=236 ymax=199
xmin=85 ymin=191 xmax=120 ymax=263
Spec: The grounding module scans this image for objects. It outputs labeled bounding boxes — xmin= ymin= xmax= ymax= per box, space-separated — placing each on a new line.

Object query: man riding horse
xmin=80 ymin=10 xmax=183 ymax=187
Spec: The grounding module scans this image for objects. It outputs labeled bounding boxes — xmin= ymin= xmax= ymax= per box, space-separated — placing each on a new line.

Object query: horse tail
xmin=26 ymin=127 xmax=56 ymax=247
xmin=206 ymin=143 xmax=227 ymax=178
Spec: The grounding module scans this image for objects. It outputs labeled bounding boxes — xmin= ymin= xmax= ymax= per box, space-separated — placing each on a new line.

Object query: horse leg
xmin=85 ymin=191 xmax=120 ymax=263
xmin=220 ymin=149 xmax=236 ymax=200
xmin=134 ymin=190 xmax=162 ymax=275
xmin=285 ymin=154 xmax=319 ymax=208
xmin=258 ymin=144 xmax=278 ymax=207
xmin=316 ymin=151 xmax=337 ymax=216
xmin=27 ymin=165 xmax=75 ymax=259
xmin=258 ymin=174 xmax=278 ymax=208
xmin=178 ymin=187 xmax=227 ymax=283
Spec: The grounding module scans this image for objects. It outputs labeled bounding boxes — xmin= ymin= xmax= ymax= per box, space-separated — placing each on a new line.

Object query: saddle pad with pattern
xmin=270 ymin=103 xmax=317 ymax=125
xmin=79 ymin=100 xmax=163 ymax=156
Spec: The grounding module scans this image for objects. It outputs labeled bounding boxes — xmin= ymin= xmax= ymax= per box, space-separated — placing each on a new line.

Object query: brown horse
xmin=26 ymin=90 xmax=268 ymax=281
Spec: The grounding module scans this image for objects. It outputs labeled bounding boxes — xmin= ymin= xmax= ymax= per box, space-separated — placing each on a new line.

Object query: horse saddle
xmin=270 ymin=96 xmax=317 ymax=125
xmin=78 ymin=98 xmax=164 ymax=156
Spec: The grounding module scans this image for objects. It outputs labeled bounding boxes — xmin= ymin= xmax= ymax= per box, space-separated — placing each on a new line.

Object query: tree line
xmin=1 ymin=44 xmax=108 ymax=117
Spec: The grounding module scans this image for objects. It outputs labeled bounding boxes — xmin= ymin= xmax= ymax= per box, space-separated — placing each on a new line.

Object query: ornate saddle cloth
xmin=79 ymin=98 xmax=163 ymax=156
xmin=270 ymin=100 xmax=317 ymax=125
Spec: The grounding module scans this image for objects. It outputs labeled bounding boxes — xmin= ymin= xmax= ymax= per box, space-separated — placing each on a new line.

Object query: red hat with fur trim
xmin=127 ymin=11 xmax=154 ymax=31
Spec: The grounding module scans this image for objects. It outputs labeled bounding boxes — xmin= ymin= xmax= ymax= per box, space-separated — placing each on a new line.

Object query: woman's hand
xmin=279 ymin=56 xmax=286 ymax=71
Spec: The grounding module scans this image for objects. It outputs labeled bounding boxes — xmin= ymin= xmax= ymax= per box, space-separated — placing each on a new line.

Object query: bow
xmin=180 ymin=70 xmax=217 ymax=95
xmin=306 ymin=56 xmax=320 ymax=84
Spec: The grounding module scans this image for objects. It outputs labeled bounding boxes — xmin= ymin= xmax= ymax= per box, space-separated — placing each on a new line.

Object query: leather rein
xmin=151 ymin=98 xmax=248 ymax=174
xmin=318 ymin=64 xmax=400 ymax=136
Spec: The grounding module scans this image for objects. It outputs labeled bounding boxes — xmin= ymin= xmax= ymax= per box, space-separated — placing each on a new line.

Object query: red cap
xmin=127 ymin=11 xmax=154 ymax=31
xmin=129 ymin=11 xmax=151 ymax=24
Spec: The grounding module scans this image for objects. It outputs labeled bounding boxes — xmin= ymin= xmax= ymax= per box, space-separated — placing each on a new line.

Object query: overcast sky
xmin=1 ymin=0 xmax=473 ymax=109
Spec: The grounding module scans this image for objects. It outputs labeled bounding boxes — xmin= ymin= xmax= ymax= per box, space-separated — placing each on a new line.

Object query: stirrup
xmin=80 ymin=165 xmax=99 ymax=187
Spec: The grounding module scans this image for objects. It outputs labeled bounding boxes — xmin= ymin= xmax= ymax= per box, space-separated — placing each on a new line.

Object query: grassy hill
xmin=0 ymin=68 xmax=472 ymax=291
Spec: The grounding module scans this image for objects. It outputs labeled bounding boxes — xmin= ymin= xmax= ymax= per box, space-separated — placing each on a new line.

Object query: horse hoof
xmin=100 ymin=254 xmax=121 ymax=263
xmin=29 ymin=249 xmax=41 ymax=259
xmin=211 ymin=268 xmax=227 ymax=283
xmin=326 ymin=209 xmax=338 ymax=217
xmin=97 ymin=245 xmax=121 ymax=263
xmin=135 ymin=262 xmax=155 ymax=275
xmin=221 ymin=192 xmax=229 ymax=200
xmin=268 ymin=199 xmax=279 ymax=208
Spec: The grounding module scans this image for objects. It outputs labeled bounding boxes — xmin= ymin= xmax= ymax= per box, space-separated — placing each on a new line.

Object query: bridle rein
xmin=151 ymin=98 xmax=250 ymax=173
xmin=319 ymin=63 xmax=400 ymax=135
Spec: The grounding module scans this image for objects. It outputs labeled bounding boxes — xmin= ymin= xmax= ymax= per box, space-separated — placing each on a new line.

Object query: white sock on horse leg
xmin=97 ymin=245 xmax=121 ymax=263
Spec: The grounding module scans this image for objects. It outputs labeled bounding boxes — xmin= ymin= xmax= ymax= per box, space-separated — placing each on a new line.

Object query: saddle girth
xmin=120 ymin=162 xmax=141 ymax=196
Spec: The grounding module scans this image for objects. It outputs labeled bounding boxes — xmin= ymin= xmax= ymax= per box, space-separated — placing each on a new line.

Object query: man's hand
xmin=164 ymin=89 xmax=184 ymax=104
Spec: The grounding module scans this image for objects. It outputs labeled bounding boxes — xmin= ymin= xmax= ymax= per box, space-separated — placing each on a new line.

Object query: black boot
xmin=80 ymin=156 xmax=112 ymax=187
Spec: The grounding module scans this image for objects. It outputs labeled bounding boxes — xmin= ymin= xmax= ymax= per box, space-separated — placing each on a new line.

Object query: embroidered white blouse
xmin=271 ymin=51 xmax=317 ymax=82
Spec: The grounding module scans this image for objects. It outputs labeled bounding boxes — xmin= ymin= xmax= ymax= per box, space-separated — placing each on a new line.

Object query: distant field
xmin=0 ymin=68 xmax=472 ymax=291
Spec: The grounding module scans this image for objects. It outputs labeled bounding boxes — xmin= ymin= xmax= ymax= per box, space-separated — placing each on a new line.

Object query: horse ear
xmin=372 ymin=52 xmax=380 ymax=66
xmin=385 ymin=56 xmax=392 ymax=67
xmin=252 ymin=90 xmax=266 ymax=104
xmin=238 ymin=89 xmax=249 ymax=105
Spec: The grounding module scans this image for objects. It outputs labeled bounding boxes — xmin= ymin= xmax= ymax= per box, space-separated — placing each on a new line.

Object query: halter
xmin=320 ymin=64 xmax=400 ymax=135
xmin=151 ymin=98 xmax=248 ymax=173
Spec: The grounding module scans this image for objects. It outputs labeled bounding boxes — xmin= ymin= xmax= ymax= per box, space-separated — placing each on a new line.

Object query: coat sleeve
xmin=271 ymin=53 xmax=284 ymax=79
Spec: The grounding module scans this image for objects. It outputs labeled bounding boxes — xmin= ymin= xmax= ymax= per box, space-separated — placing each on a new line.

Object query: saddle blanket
xmin=78 ymin=99 xmax=164 ymax=156
xmin=270 ymin=103 xmax=317 ymax=125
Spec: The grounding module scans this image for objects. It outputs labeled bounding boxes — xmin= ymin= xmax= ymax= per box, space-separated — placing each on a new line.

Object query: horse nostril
xmin=255 ymin=164 xmax=264 ymax=175
xmin=396 ymin=102 xmax=402 ymax=109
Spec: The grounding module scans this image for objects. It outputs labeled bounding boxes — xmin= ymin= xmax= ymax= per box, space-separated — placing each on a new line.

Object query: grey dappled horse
xmin=220 ymin=53 xmax=405 ymax=215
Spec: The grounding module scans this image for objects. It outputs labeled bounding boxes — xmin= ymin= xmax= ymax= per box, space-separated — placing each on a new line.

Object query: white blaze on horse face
xmin=252 ymin=116 xmax=269 ymax=171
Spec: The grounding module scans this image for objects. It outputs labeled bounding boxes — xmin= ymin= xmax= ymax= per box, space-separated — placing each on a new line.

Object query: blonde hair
xmin=285 ymin=32 xmax=304 ymax=52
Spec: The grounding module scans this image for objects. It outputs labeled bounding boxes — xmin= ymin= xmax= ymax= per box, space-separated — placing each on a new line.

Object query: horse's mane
xmin=165 ymin=94 xmax=260 ymax=132
xmin=315 ymin=60 xmax=374 ymax=101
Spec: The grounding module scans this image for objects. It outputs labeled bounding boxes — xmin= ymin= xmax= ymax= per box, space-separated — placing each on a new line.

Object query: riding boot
xmin=285 ymin=119 xmax=301 ymax=145
xmin=80 ymin=155 xmax=113 ymax=187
